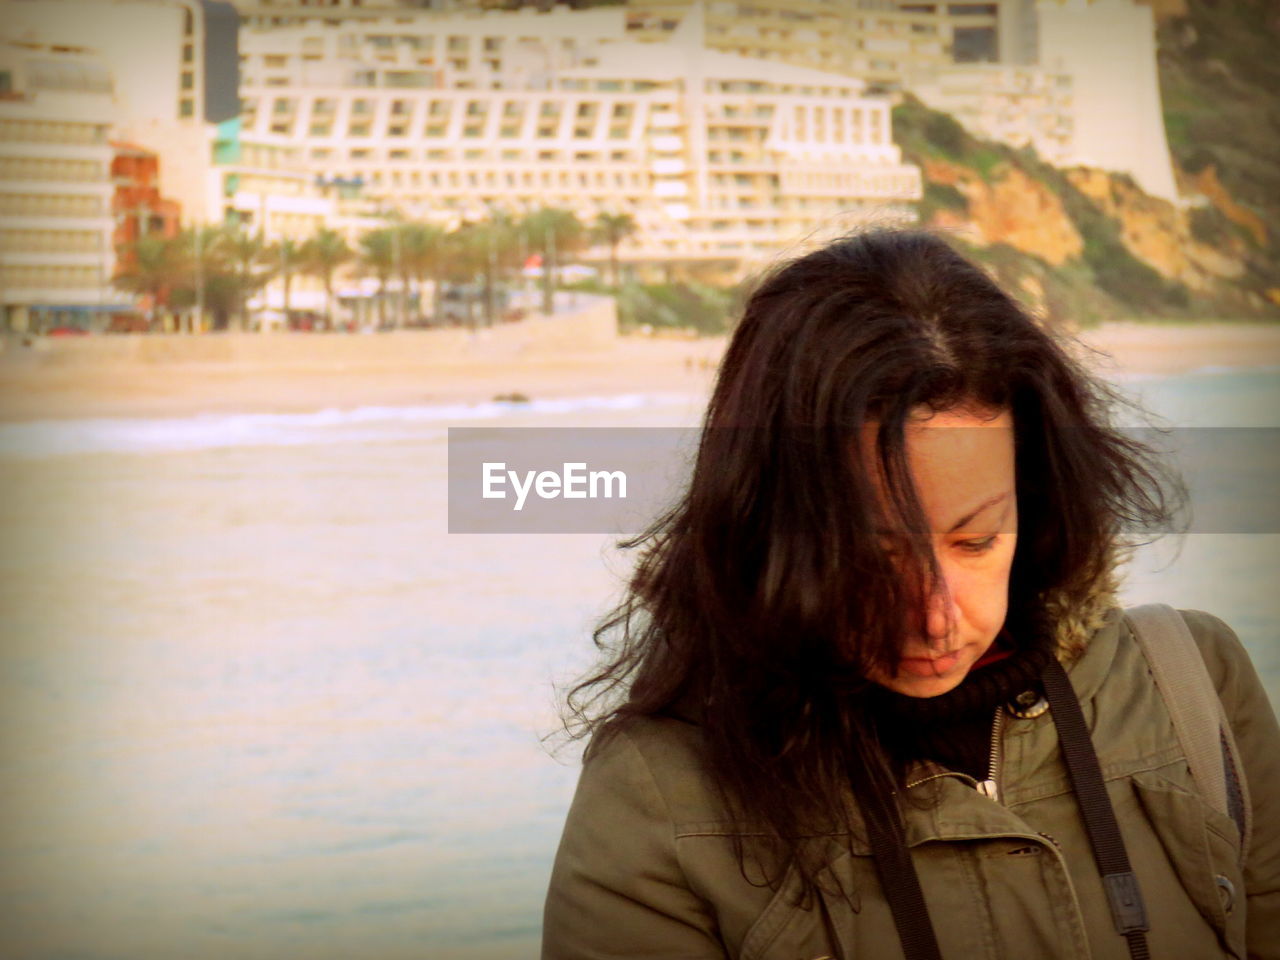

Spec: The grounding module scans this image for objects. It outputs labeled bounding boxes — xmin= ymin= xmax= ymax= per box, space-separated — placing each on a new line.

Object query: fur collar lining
xmin=1045 ymin=552 xmax=1123 ymax=664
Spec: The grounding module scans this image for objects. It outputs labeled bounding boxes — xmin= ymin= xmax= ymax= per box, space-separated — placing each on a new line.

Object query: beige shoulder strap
xmin=1123 ymin=603 xmax=1251 ymax=860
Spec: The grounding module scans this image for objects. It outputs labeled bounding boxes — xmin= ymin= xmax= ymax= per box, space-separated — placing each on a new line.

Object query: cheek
xmin=958 ymin=540 xmax=1016 ymax=634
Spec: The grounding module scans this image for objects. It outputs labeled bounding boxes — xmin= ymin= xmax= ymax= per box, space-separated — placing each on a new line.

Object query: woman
xmin=542 ymin=229 xmax=1280 ymax=959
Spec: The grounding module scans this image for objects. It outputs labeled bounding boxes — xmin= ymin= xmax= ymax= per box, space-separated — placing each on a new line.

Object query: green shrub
xmin=923 ymin=111 xmax=967 ymax=158
xmin=616 ymin=281 xmax=736 ymax=335
xmin=921 ymin=181 xmax=967 ymax=218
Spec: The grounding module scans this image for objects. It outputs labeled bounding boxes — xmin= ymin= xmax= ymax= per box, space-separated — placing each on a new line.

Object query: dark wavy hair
xmin=562 ymin=227 xmax=1179 ymax=893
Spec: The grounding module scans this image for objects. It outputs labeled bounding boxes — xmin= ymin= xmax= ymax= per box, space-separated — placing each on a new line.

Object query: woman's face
xmin=863 ymin=405 xmax=1018 ymax=698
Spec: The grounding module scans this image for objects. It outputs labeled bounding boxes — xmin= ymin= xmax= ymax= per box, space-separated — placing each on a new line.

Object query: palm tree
xmin=397 ymin=222 xmax=448 ymax=324
xmin=469 ymin=211 xmax=525 ymax=326
xmin=163 ymin=225 xmax=236 ymax=330
xmin=359 ymin=227 xmax=396 ymax=328
xmin=220 ymin=226 xmax=272 ymax=331
xmin=301 ymin=228 xmax=353 ymax=330
xmin=592 ymin=211 xmax=638 ymax=288
xmin=440 ymin=222 xmax=488 ymax=330
xmin=520 ymin=207 xmax=586 ymax=315
xmin=269 ymin=237 xmax=302 ymax=327
xmin=113 ymin=232 xmax=186 ymax=330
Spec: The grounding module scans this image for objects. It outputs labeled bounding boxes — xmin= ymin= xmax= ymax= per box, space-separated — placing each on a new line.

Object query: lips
xmin=896 ymin=649 xmax=964 ymax=678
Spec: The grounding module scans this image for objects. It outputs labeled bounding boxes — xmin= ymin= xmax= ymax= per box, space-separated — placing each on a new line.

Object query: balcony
xmin=650 ymin=158 xmax=686 ymax=175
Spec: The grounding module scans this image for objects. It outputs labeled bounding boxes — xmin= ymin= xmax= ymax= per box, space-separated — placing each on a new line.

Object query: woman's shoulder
xmin=1174 ymin=608 xmax=1248 ymax=674
xmin=1172 ymin=608 xmax=1269 ymax=714
xmin=1108 ymin=605 xmax=1266 ymax=724
xmin=579 ymin=714 xmax=726 ymax=826
xmin=1118 ymin=606 xmax=1252 ymax=695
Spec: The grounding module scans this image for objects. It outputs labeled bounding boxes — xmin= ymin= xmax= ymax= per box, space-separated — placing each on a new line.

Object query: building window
xmin=952 ymin=26 xmax=997 ymax=63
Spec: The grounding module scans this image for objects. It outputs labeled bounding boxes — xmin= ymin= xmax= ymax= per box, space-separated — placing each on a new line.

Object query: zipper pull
xmin=978 ymin=706 xmax=1005 ymax=804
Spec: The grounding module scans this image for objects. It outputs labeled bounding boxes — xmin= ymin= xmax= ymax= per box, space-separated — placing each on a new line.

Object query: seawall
xmin=0 ymin=295 xmax=617 ymax=371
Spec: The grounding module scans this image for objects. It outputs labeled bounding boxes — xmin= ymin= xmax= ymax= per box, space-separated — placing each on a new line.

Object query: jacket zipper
xmin=976 ymin=706 xmax=1005 ymax=803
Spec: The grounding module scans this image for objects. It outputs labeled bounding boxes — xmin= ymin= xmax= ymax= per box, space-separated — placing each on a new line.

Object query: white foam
xmin=0 ymin=392 xmax=702 ymax=458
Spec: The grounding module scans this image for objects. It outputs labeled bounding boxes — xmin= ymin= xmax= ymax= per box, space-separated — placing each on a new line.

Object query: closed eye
xmin=955 ymin=535 xmax=998 ymax=554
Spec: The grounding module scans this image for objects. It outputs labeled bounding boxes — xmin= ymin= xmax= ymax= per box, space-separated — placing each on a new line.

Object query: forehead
xmin=860 ymin=406 xmax=1016 ymax=528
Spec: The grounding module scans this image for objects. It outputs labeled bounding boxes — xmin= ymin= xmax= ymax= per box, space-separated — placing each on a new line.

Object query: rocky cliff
xmin=892 ymin=93 xmax=1277 ymax=330
xmin=1155 ymin=0 xmax=1280 ymax=310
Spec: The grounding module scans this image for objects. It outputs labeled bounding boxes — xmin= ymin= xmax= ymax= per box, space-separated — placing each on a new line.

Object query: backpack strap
xmin=1123 ymin=604 xmax=1252 ymax=861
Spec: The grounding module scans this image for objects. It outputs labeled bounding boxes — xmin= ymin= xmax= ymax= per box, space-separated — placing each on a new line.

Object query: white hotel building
xmin=237 ymin=5 xmax=922 ymax=273
xmin=0 ymin=40 xmax=122 ymax=333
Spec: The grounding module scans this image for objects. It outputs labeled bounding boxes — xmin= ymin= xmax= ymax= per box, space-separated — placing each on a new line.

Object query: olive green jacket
xmin=542 ymin=608 xmax=1280 ymax=959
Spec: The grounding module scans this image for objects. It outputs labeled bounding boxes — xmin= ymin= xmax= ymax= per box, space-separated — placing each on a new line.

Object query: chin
xmin=880 ymin=672 xmax=970 ymax=698
xmin=873 ymin=646 xmax=980 ymax=698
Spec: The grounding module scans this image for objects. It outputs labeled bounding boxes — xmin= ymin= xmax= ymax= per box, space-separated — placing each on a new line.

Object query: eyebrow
xmin=946 ymin=492 xmax=1011 ymax=534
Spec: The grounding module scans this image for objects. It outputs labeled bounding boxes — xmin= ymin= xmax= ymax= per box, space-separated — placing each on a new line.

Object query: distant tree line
xmin=113 ymin=208 xmax=637 ymax=332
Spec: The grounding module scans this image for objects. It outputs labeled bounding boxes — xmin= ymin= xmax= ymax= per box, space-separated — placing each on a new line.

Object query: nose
xmin=924 ymin=569 xmax=960 ymax=648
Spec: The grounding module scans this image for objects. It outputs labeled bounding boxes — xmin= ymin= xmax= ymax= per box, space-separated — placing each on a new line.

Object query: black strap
xmin=1042 ymin=658 xmax=1152 ymax=960
xmin=852 ymin=764 xmax=943 ymax=960
xmin=858 ymin=660 xmax=1154 ymax=960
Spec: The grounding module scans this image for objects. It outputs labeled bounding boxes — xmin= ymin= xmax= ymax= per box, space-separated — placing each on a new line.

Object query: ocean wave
xmin=0 ymin=392 xmax=702 ymax=458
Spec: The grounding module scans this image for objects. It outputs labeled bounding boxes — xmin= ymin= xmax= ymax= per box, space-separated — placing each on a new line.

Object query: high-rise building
xmin=238 ymin=4 xmax=922 ymax=274
xmin=231 ymin=1 xmax=1085 ymax=184
xmin=1 ymin=0 xmax=242 ymax=222
xmin=0 ymin=40 xmax=125 ymax=332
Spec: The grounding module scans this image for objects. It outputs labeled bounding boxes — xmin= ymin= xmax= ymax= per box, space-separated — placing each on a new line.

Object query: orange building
xmin=111 ymin=142 xmax=182 ymax=273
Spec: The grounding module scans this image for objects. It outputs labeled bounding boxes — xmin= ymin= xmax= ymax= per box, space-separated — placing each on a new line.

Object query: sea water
xmin=0 ymin=367 xmax=1275 ymax=960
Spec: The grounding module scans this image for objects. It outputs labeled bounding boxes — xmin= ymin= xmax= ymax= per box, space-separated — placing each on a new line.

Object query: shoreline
xmin=0 ymin=321 xmax=1276 ymax=424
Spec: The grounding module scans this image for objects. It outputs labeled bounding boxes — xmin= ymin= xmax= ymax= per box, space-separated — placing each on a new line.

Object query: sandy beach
xmin=0 ymin=320 xmax=1276 ymax=423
